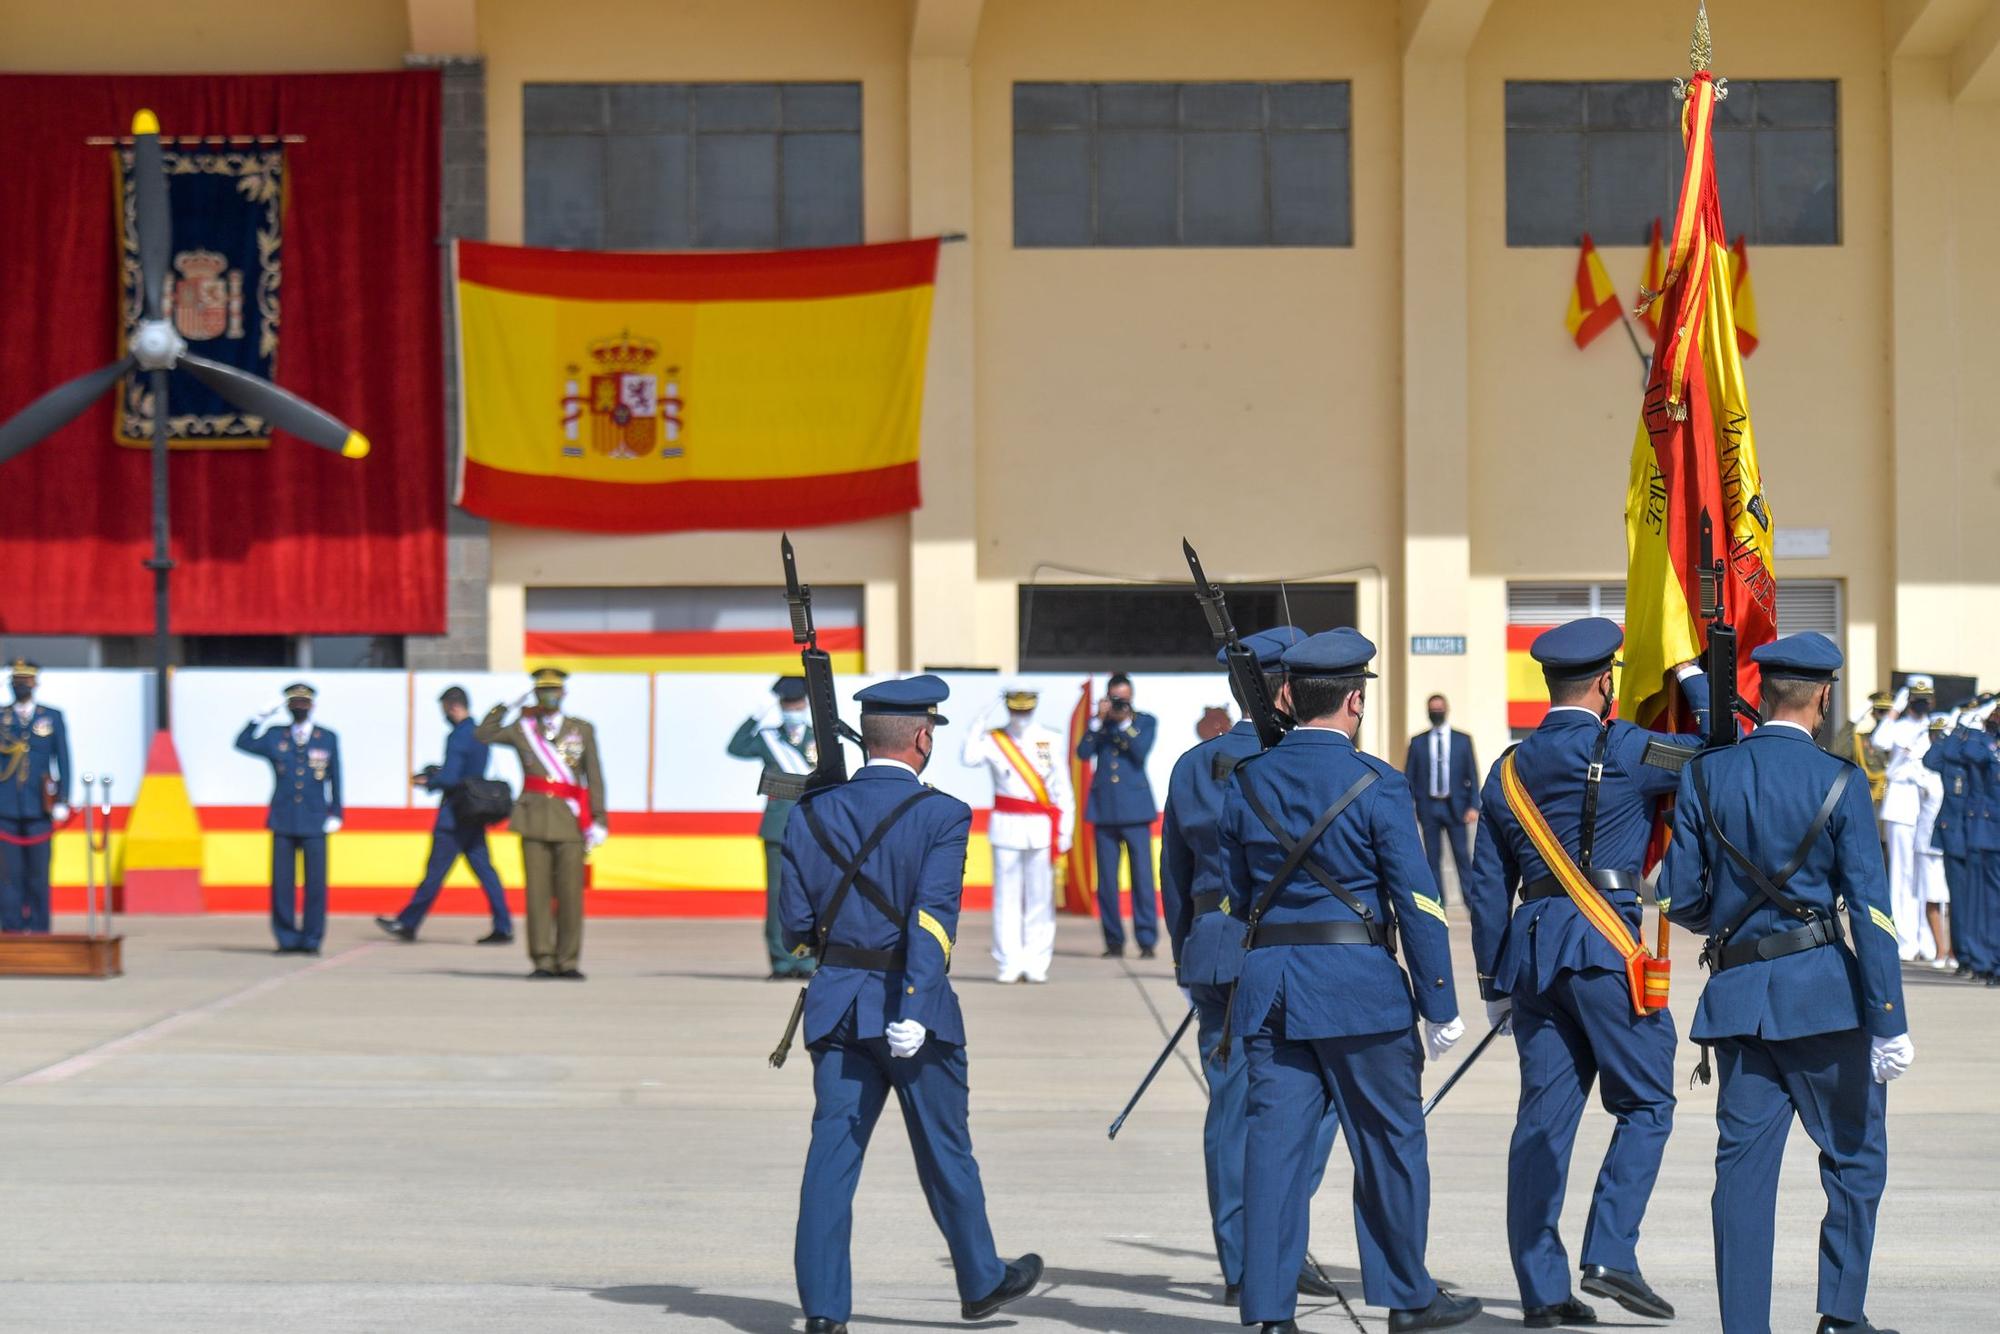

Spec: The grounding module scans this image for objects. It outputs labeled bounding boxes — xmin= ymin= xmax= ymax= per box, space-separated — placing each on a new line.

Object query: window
xmin=524 ymin=83 xmax=863 ymax=251
xmin=0 ymin=635 xmax=98 ymax=669
xmin=1018 ymin=583 xmax=1358 ymax=672
xmin=1013 ymin=82 xmax=1351 ymax=248
xmin=1505 ymin=79 xmax=1838 ymax=246
xmin=525 ymin=586 xmax=863 ymax=672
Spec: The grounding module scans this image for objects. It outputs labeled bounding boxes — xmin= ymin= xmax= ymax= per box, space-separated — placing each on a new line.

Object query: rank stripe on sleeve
xmin=916 ymin=909 xmax=953 ymax=963
xmin=1868 ymin=905 xmax=1896 ymax=938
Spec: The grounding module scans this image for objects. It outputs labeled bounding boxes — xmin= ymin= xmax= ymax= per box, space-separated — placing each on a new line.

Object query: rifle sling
xmin=1235 ymin=770 xmax=1382 ymax=947
xmin=1692 ymin=758 xmax=1851 ymax=952
xmin=800 ymin=789 xmax=937 ymax=954
xmin=1577 ymin=724 xmax=1612 ymax=871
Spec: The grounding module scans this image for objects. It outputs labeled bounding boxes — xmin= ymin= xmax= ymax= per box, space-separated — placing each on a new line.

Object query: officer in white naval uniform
xmin=962 ymin=688 xmax=1075 ymax=984
xmin=1870 ymin=676 xmax=1938 ymax=960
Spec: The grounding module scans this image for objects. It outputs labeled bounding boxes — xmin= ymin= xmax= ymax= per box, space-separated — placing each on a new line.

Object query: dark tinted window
xmin=1018 ymin=584 xmax=1358 ymax=671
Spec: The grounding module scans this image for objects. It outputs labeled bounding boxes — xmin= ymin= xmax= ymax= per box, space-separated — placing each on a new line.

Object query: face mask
xmin=781 ymin=706 xmax=807 ymax=727
xmin=287 ymin=702 xmax=311 ymax=723
xmin=1427 ymin=709 xmax=1446 ymax=727
xmin=1598 ymin=678 xmax=1615 ymax=723
xmin=535 ymin=689 xmax=563 ymax=711
xmin=10 ymin=685 xmax=30 ymax=705
xmin=915 ymin=730 xmax=934 ymax=775
xmin=1007 ymin=712 xmax=1032 ymax=735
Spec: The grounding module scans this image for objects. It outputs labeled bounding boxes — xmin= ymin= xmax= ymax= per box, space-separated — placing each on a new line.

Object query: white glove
xmin=1178 ymin=985 xmax=1195 ymax=1009
xmin=1892 ymin=685 xmax=1910 ymax=714
xmin=1422 ymin=1015 xmax=1466 ymax=1063
xmin=51 ymin=803 xmax=72 ymax=825
xmin=323 ymin=816 xmax=343 ymax=835
xmin=252 ymin=704 xmax=283 ymax=726
xmin=1870 ymin=1033 xmax=1914 ymax=1084
xmin=1484 ymin=997 xmax=1513 ymax=1036
xmin=885 ymin=1018 xmax=927 ymax=1059
xmin=585 ymin=823 xmax=609 ymax=851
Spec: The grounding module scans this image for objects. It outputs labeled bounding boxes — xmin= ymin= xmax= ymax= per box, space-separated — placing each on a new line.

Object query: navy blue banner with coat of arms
xmin=115 ymin=143 xmax=286 ymax=448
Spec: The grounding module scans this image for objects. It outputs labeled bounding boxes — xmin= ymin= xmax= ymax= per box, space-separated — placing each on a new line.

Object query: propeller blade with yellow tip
xmin=179 ymin=353 xmax=368 ymax=459
xmin=130 ymin=108 xmax=171 ymax=322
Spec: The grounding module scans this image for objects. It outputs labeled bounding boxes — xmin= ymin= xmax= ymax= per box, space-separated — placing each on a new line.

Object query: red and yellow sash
xmin=1500 ymin=753 xmax=1669 ymax=1016
xmin=990 ymin=729 xmax=1061 ymax=863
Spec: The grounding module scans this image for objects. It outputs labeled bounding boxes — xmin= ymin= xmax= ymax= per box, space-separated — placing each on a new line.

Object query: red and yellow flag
xmin=1565 ymin=234 xmax=1623 ymax=349
xmin=1636 ymin=217 xmax=1667 ymax=340
xmin=1621 ymin=71 xmax=1777 ymax=729
xmin=1728 ymin=234 xmax=1759 ymax=356
xmin=453 ymin=238 xmax=938 ymax=533
xmin=1059 ymin=679 xmax=1097 ymax=915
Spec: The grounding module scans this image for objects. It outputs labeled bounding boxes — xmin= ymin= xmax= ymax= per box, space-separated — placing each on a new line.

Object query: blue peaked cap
xmin=1281 ymin=628 xmax=1378 ymax=679
xmin=1531 ymin=617 xmax=1624 ymax=680
xmin=1221 ymin=625 xmax=1307 ymax=668
xmin=1751 ymin=632 xmax=1842 ymax=682
xmin=854 ymin=674 xmax=951 ymax=725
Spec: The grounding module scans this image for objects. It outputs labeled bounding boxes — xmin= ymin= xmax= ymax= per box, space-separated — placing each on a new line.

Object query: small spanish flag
xmin=1729 ymin=234 xmax=1759 ymax=357
xmin=1565 ymin=234 xmax=1623 ymax=349
xmin=1636 ymin=218 xmax=1666 ymax=339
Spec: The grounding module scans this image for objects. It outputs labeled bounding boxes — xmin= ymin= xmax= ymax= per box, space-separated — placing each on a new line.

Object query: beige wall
xmin=0 ymin=0 xmax=411 ymax=71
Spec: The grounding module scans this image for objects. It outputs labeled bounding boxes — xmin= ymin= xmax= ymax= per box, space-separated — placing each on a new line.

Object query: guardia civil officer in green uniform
xmin=729 ymin=676 xmax=817 ymax=979
xmin=1663 ymin=634 xmax=1910 ymax=1334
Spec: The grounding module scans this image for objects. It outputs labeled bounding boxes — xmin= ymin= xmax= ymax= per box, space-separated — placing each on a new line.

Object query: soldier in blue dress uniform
xmin=779 ymin=675 xmax=1041 ymax=1333
xmin=1461 ymin=617 xmax=1704 ymax=1328
xmin=377 ymin=685 xmax=514 ymax=945
xmin=1218 ymin=629 xmax=1478 ymax=1334
xmin=1160 ymin=626 xmax=1340 ymax=1307
xmin=1926 ymin=704 xmax=1999 ymax=984
xmin=0 ymin=660 xmax=71 ymax=933
xmin=1662 ymin=633 xmax=1912 ymax=1334
xmin=1076 ymin=673 xmax=1161 ymax=957
xmin=235 ymin=683 xmax=343 ymax=955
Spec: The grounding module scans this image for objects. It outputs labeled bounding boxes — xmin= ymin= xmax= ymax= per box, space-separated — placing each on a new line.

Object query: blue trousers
xmin=1711 ymin=1030 xmax=1886 ymax=1333
xmin=1192 ymin=982 xmax=1340 ymax=1288
xmin=1980 ymin=852 xmax=2000 ymax=973
xmin=796 ymin=1006 xmax=1006 ymax=1323
xmin=1508 ymin=966 xmax=1677 ymax=1309
xmin=1944 ymin=854 xmax=1977 ymax=972
xmin=1094 ymin=822 xmax=1157 ymax=951
xmin=395 ymin=825 xmax=512 ymax=935
xmin=1243 ymin=1004 xmax=1438 ymax=1321
xmin=1416 ymin=799 xmax=1472 ymax=901
xmin=0 ymin=817 xmax=52 ymax=933
xmin=270 ymin=833 xmax=328 ymax=950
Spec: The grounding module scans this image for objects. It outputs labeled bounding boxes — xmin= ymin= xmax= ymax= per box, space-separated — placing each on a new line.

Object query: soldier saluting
xmin=1663 ymin=634 xmax=1911 ymax=1334
xmin=780 ymin=675 xmax=1041 ymax=1333
xmin=0 ymin=660 xmax=70 ymax=934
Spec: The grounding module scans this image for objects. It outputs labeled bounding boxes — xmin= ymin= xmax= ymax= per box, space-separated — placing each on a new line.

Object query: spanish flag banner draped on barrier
xmin=1620 ymin=65 xmax=1777 ymax=730
xmin=453 ymin=238 xmax=940 ymax=534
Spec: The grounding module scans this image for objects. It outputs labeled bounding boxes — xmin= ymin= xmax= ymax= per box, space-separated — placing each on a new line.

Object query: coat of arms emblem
xmin=171 ymin=249 xmax=245 ymax=342
xmin=560 ymin=330 xmax=685 ymax=460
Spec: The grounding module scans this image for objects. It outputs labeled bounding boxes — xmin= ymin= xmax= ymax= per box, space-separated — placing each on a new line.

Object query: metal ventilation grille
xmin=1776 ymin=579 xmax=1841 ymax=637
xmin=1505 ymin=582 xmax=1626 ymax=625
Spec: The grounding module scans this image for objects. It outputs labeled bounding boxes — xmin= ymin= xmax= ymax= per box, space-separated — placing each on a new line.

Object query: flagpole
xmin=1619 ymin=313 xmax=1653 ymax=386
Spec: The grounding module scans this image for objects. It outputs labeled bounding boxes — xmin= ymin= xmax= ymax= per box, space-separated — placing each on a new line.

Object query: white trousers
xmin=1883 ymin=822 xmax=1935 ymax=959
xmin=991 ymin=845 xmax=1056 ymax=981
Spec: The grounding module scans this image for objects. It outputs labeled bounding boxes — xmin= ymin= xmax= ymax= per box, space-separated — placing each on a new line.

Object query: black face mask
xmin=1427 ymin=709 xmax=1446 ymax=727
xmin=287 ymin=702 xmax=312 ymax=723
xmin=535 ymin=689 xmax=563 ymax=712
xmin=915 ymin=729 xmax=934 ymax=775
xmin=11 ymin=685 xmax=30 ymax=706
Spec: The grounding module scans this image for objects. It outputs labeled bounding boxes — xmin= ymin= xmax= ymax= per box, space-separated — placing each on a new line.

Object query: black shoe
xmin=1100 ymin=947 xmax=1124 ymax=958
xmin=1579 ymin=1266 xmax=1673 ymax=1320
xmin=1224 ymin=1283 xmax=1241 ymax=1304
xmin=1524 ymin=1296 xmax=1597 ymax=1328
xmin=1259 ymin=1323 xmax=1298 ymax=1333
xmin=528 ymin=967 xmax=557 ymax=979
xmin=477 ymin=931 xmax=513 ymax=945
xmin=1817 ymin=1318 xmax=1897 ymax=1334
xmin=1138 ymin=946 xmax=1157 ymax=960
xmin=803 ymin=1320 xmax=847 ymax=1334
xmin=962 ymin=1253 xmax=1042 ymax=1320
xmin=558 ymin=968 xmax=586 ymax=981
xmin=1297 ymin=1260 xmax=1340 ymax=1298
xmin=272 ymin=946 xmax=299 ymax=955
xmin=374 ymin=916 xmax=415 ymax=942
xmin=1388 ymin=1291 xmax=1482 ymax=1332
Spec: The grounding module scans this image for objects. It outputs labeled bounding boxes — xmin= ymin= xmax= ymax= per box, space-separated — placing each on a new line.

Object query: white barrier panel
xmin=44 ymin=669 xmax=1250 ymax=814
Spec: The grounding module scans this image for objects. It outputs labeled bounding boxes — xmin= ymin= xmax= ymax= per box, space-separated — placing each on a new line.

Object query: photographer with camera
xmin=377 ymin=685 xmax=514 ymax=946
xmin=1076 ymin=673 xmax=1161 ymax=958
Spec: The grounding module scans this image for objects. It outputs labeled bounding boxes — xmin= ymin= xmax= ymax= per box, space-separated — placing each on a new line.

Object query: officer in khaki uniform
xmin=478 ymin=667 xmax=607 ymax=979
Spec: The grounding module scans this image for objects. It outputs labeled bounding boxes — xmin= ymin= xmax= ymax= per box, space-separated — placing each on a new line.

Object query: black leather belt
xmin=1520 ymin=868 xmax=1641 ymax=902
xmin=1251 ymin=920 xmax=1385 ymax=948
xmin=819 ymin=944 xmax=906 ymax=971
xmin=1705 ymin=917 xmax=1840 ymax=973
xmin=1192 ymin=891 xmax=1225 ymax=917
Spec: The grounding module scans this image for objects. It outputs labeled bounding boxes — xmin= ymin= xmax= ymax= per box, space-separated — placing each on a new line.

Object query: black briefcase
xmin=450 ymin=777 xmax=514 ymax=827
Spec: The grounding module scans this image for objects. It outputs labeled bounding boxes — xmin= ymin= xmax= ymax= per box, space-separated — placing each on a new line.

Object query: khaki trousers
xmin=521 ymin=837 xmax=585 ymax=971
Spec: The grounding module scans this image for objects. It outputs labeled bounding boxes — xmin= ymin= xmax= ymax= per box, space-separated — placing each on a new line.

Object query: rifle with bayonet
xmin=1696 ymin=512 xmax=1760 ymax=748
xmin=1182 ymin=538 xmax=1289 ymax=750
xmin=767 ymin=534 xmax=862 ymax=1069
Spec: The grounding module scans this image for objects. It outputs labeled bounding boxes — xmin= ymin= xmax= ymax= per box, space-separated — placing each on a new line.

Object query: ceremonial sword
xmin=1422 ymin=1020 xmax=1507 ymax=1118
xmin=1106 ymin=1006 xmax=1198 ymax=1140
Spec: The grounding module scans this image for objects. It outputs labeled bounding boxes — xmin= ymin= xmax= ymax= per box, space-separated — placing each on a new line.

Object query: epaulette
xmin=1210 ymin=750 xmax=1249 ymax=783
xmin=1642 ymin=737 xmax=1700 ymax=772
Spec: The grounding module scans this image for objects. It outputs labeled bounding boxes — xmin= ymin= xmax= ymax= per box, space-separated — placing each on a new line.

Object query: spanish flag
xmin=1565 ymin=234 xmax=1622 ymax=349
xmin=1059 ymin=679 xmax=1098 ymax=915
xmin=453 ymin=239 xmax=939 ymax=533
xmin=1729 ymin=234 xmax=1760 ymax=356
xmin=1621 ymin=71 xmax=1777 ymax=730
xmin=1636 ymin=217 xmax=1666 ymax=340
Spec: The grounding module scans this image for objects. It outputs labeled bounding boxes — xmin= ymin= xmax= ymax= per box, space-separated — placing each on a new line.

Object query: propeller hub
xmin=130 ymin=319 xmax=185 ymax=371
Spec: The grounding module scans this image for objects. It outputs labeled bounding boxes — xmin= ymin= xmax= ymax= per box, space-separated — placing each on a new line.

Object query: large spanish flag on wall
xmin=522 ymin=626 xmax=864 ymax=675
xmin=1620 ymin=69 xmax=1776 ymax=728
xmin=454 ymin=238 xmax=939 ymax=533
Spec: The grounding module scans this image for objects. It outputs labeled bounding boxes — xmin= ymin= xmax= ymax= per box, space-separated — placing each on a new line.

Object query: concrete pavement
xmin=0 ymin=911 xmax=1991 ymax=1332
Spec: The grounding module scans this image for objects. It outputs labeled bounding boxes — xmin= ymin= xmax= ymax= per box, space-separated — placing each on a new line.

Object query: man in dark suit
xmin=1404 ymin=695 xmax=1479 ymax=903
xmin=1076 ymin=672 xmax=1160 ymax=957
xmin=377 ymin=685 xmax=513 ymax=945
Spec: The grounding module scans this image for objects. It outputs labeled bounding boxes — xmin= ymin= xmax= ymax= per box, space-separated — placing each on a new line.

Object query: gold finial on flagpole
xmin=1690 ymin=1 xmax=1712 ymax=73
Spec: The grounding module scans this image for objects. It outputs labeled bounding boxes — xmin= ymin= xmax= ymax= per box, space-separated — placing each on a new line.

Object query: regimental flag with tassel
xmin=1636 ymin=218 xmax=1667 ymax=339
xmin=1059 ymin=678 xmax=1097 ymax=915
xmin=1565 ymin=234 xmax=1624 ymax=348
xmin=1729 ymin=234 xmax=1760 ymax=356
xmin=1621 ymin=30 xmax=1778 ymax=733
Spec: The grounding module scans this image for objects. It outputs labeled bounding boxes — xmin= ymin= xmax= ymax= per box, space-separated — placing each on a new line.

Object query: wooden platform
xmin=0 ymin=933 xmax=123 ymax=978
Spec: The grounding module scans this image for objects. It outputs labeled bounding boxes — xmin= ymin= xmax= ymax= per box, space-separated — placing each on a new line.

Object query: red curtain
xmin=0 ymin=73 xmax=444 ymax=635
